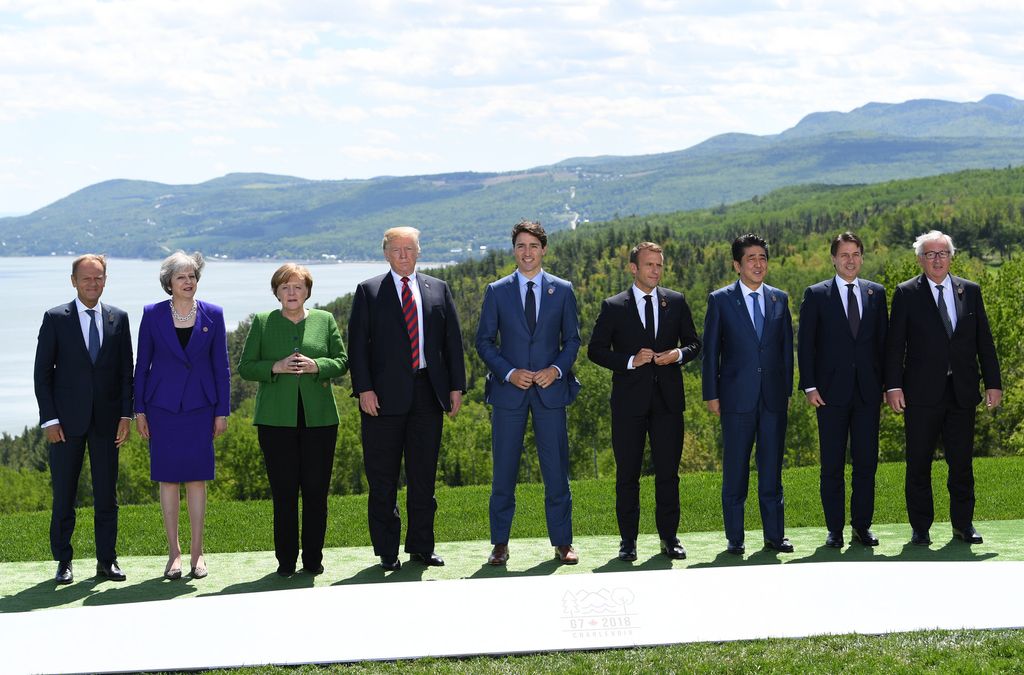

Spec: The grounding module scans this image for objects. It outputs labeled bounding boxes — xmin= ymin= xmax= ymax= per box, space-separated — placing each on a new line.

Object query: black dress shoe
xmin=726 ymin=541 xmax=745 ymax=555
xmin=952 ymin=526 xmax=983 ymax=544
xmin=276 ymin=564 xmax=295 ymax=577
xmin=380 ymin=555 xmax=402 ymax=571
xmin=55 ymin=560 xmax=73 ymax=585
xmin=764 ymin=538 xmax=795 ymax=553
xmin=825 ymin=531 xmax=844 ymax=548
xmin=852 ymin=528 xmax=879 ymax=546
xmin=410 ymin=552 xmax=445 ymax=567
xmin=618 ymin=540 xmax=637 ymax=562
xmin=96 ymin=560 xmax=126 ymax=581
xmin=302 ymin=564 xmax=324 ymax=575
xmin=911 ymin=529 xmax=932 ymax=546
xmin=660 ymin=538 xmax=687 ymax=560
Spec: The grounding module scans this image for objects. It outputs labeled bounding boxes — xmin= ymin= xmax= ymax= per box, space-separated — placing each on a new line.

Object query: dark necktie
xmin=751 ymin=292 xmax=764 ymax=340
xmin=846 ymin=283 xmax=860 ymax=338
xmin=643 ymin=294 xmax=655 ymax=345
xmin=85 ymin=308 xmax=100 ymax=364
xmin=525 ymin=281 xmax=537 ymax=334
xmin=401 ymin=277 xmax=420 ymax=370
xmin=936 ymin=284 xmax=954 ymax=338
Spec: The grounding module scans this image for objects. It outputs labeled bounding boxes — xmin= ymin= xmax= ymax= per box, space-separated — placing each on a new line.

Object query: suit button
xmin=757 ymin=367 xmax=762 ymax=373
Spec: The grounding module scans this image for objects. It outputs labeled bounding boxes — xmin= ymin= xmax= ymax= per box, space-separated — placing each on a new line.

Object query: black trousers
xmin=611 ymin=390 xmax=682 ymax=542
xmin=257 ymin=415 xmax=337 ymax=571
xmin=904 ymin=377 xmax=977 ymax=532
xmin=816 ymin=389 xmax=880 ymax=532
xmin=361 ymin=370 xmax=443 ymax=557
xmin=48 ymin=422 xmax=119 ymax=563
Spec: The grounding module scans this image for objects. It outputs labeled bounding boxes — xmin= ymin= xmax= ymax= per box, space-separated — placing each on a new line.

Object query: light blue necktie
xmin=751 ymin=292 xmax=764 ymax=340
xmin=86 ymin=308 xmax=100 ymax=363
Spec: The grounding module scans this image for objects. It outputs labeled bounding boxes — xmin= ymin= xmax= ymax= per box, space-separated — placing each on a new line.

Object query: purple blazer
xmin=134 ymin=299 xmax=231 ymax=416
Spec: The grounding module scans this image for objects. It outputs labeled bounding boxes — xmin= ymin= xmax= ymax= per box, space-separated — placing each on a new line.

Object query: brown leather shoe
xmin=487 ymin=544 xmax=509 ymax=566
xmin=554 ymin=545 xmax=578 ymax=565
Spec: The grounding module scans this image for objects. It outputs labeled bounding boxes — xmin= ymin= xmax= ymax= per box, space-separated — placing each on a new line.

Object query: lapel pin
xmin=771 ymin=294 xmax=777 ymax=302
xmin=867 ymin=288 xmax=874 ymax=295
xmin=661 ymin=299 xmax=667 ymax=307
xmin=547 ymin=287 xmax=554 ymax=295
xmin=957 ymin=285 xmax=964 ymax=296
xmin=202 ymin=326 xmax=209 ymax=332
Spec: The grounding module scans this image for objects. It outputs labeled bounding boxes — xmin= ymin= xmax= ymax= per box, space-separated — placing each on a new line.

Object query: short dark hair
xmin=629 ymin=242 xmax=663 ymax=265
xmin=731 ymin=233 xmax=769 ymax=262
xmin=511 ymin=219 xmax=547 ymax=248
xmin=830 ymin=231 xmax=864 ymax=256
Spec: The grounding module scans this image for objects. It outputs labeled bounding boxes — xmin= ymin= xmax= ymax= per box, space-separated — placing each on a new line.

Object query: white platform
xmin=3 ymin=561 xmax=1023 ymax=673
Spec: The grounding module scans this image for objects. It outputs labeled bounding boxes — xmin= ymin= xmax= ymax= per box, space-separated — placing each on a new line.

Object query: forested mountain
xmin=4 ymin=165 xmax=1024 ymax=510
xmin=2 ymin=95 xmax=1024 ymax=261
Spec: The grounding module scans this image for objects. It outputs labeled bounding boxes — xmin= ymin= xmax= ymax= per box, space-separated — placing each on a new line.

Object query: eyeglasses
xmin=922 ymin=251 xmax=951 ymax=260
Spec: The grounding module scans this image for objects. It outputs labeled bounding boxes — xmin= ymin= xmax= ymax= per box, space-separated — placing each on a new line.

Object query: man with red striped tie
xmin=348 ymin=227 xmax=467 ymax=570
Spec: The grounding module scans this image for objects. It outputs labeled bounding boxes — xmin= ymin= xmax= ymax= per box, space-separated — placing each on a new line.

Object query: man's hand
xmin=509 ymin=369 xmax=535 ymax=389
xmin=653 ymin=349 xmax=680 ymax=366
xmin=44 ymin=424 xmax=66 ymax=444
xmin=804 ymin=389 xmax=825 ymax=407
xmin=633 ymin=348 xmax=655 ymax=367
xmin=448 ymin=391 xmax=463 ymax=418
xmin=533 ymin=366 xmax=560 ymax=389
xmin=886 ymin=389 xmax=906 ymax=413
xmin=359 ymin=390 xmax=381 ymax=416
xmin=115 ymin=418 xmax=131 ymax=447
xmin=706 ymin=399 xmax=721 ymax=417
xmin=986 ymin=388 xmax=1003 ymax=409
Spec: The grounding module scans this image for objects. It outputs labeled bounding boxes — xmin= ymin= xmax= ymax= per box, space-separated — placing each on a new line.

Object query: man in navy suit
xmin=702 ymin=233 xmax=794 ymax=555
xmin=798 ymin=232 xmax=888 ymax=548
xmin=476 ymin=220 xmax=582 ymax=566
xmin=33 ymin=254 xmax=134 ymax=584
xmin=588 ymin=242 xmax=701 ymax=561
xmin=349 ymin=226 xmax=467 ymax=570
xmin=885 ymin=230 xmax=1001 ymax=546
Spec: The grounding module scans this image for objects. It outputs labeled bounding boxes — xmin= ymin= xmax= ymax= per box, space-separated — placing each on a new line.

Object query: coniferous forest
xmin=3 ymin=166 xmax=1024 ymax=511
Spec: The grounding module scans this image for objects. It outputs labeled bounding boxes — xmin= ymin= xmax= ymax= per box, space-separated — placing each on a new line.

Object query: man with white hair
xmin=884 ymin=230 xmax=1001 ymax=546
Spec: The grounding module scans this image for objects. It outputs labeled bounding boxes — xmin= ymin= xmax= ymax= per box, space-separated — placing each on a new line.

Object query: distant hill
xmin=2 ymin=94 xmax=1023 ymax=260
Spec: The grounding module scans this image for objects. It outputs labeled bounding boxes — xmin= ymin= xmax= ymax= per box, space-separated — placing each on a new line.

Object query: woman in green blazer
xmin=238 ymin=263 xmax=348 ymax=576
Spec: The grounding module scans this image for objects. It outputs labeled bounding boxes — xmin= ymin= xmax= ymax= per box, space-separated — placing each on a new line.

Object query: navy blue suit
xmin=797 ymin=278 xmax=887 ymax=533
xmin=702 ymin=280 xmax=793 ymax=545
xmin=33 ymin=300 xmax=133 ymax=564
xmin=475 ymin=271 xmax=581 ymax=546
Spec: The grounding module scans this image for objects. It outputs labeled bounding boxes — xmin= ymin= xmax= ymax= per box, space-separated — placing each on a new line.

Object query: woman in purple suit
xmin=134 ymin=251 xmax=230 ymax=580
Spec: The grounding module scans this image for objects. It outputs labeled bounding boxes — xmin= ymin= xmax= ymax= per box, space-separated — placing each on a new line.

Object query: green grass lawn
xmin=1 ymin=456 xmax=1023 ymax=673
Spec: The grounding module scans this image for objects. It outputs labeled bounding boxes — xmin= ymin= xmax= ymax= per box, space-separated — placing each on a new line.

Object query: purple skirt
xmin=147 ymin=404 xmax=216 ymax=482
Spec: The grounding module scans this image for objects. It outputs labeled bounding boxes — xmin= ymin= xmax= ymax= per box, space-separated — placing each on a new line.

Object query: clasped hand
xmin=633 ymin=348 xmax=679 ymax=367
xmin=272 ymin=352 xmax=319 ymax=375
xmin=510 ymin=367 xmax=558 ymax=389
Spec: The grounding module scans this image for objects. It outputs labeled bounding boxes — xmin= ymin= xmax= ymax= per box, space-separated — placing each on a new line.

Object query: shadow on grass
xmin=592 ymin=553 xmax=677 ymax=574
xmin=82 ymin=575 xmax=198 ymax=606
xmin=0 ymin=577 xmax=102 ymax=613
xmin=204 ymin=571 xmax=315 ymax=597
xmin=468 ymin=557 xmax=565 ymax=579
xmin=333 ymin=562 xmax=429 ymax=586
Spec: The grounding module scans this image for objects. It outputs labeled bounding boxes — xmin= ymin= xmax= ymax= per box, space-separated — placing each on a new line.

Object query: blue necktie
xmin=751 ymin=292 xmax=764 ymax=340
xmin=86 ymin=308 xmax=100 ymax=363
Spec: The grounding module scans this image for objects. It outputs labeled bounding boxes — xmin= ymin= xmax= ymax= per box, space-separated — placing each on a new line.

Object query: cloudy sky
xmin=0 ymin=0 xmax=1020 ymax=215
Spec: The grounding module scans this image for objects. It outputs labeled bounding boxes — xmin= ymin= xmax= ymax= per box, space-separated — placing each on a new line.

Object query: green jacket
xmin=238 ymin=309 xmax=349 ymax=427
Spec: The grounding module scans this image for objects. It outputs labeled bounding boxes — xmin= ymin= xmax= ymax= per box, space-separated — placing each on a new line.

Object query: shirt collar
xmin=834 ymin=275 xmax=861 ymax=289
xmin=516 ymin=269 xmax=544 ymax=288
xmin=74 ymin=298 xmax=102 ymax=315
xmin=739 ymin=281 xmax=763 ymax=297
xmin=929 ymin=274 xmax=951 ymax=290
xmin=631 ymin=284 xmax=658 ymax=303
xmin=390 ymin=270 xmax=417 ymax=286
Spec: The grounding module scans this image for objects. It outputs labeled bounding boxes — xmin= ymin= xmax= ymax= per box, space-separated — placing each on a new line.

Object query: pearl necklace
xmin=170 ymin=299 xmax=197 ymax=323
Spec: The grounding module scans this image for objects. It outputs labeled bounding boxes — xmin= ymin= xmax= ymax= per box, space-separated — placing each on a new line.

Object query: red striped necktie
xmin=401 ymin=276 xmax=420 ymax=370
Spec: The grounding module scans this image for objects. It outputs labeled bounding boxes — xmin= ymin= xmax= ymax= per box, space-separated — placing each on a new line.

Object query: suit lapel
xmin=950 ymin=275 xmax=965 ymax=329
xmin=65 ymin=301 xmax=92 ymax=362
xmin=728 ymin=281 xmax=761 ymax=344
xmin=416 ymin=276 xmax=434 ymax=336
xmin=916 ymin=274 xmax=950 ymax=337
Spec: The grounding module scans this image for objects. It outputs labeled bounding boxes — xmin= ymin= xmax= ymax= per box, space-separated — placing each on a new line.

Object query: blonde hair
xmin=270 ymin=263 xmax=314 ymax=298
xmin=382 ymin=227 xmax=421 ymax=252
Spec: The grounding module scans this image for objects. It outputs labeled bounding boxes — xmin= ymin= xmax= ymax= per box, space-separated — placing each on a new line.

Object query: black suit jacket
xmin=348 ymin=272 xmax=467 ymax=415
xmin=798 ymin=278 xmax=888 ymax=406
xmin=587 ymin=287 xmax=701 ymax=414
xmin=885 ymin=274 xmax=1001 ymax=408
xmin=33 ymin=301 xmax=134 ymax=436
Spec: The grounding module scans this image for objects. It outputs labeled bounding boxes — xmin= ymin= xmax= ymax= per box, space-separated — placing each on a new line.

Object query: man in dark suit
xmin=885 ymin=230 xmax=1001 ymax=546
xmin=702 ymin=233 xmax=794 ymax=555
xmin=33 ymin=254 xmax=134 ymax=584
xmin=348 ymin=226 xmax=467 ymax=570
xmin=588 ymin=242 xmax=701 ymax=561
xmin=798 ymin=232 xmax=888 ymax=548
xmin=475 ymin=220 xmax=582 ymax=566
